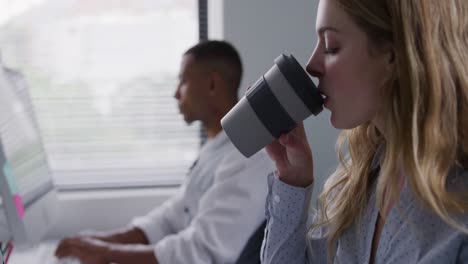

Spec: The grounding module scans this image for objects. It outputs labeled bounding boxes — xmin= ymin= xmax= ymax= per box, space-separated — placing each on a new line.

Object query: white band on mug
xmin=221 ymin=54 xmax=323 ymax=157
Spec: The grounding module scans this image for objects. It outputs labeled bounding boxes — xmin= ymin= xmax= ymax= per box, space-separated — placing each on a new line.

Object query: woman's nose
xmin=306 ymin=46 xmax=324 ymax=78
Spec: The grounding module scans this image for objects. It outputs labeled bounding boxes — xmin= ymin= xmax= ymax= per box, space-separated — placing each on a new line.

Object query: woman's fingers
xmin=265 ymin=139 xmax=288 ymax=169
xmin=265 ymin=122 xmax=314 ymax=187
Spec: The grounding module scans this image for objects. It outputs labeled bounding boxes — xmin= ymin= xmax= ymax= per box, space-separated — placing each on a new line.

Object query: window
xmin=0 ymin=0 xmax=201 ymax=189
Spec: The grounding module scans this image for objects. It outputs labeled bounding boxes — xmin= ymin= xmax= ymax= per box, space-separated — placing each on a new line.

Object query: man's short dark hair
xmin=184 ymin=40 xmax=243 ymax=96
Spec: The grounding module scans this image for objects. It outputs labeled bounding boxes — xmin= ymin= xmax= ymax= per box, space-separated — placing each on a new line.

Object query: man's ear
xmin=208 ymin=71 xmax=223 ymax=96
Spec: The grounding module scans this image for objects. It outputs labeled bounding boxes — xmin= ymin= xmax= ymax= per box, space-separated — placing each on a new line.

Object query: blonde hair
xmin=313 ymin=0 xmax=468 ymax=260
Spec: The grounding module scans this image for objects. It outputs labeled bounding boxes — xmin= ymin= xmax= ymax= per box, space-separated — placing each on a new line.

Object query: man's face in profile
xmin=174 ymin=54 xmax=211 ymax=124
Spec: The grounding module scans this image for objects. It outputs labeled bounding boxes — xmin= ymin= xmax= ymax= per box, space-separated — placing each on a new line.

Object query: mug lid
xmin=274 ymin=54 xmax=323 ymax=115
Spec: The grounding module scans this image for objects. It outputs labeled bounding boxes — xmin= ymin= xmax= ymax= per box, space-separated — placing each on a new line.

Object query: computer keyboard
xmin=9 ymin=241 xmax=83 ymax=264
xmin=37 ymin=241 xmax=83 ymax=264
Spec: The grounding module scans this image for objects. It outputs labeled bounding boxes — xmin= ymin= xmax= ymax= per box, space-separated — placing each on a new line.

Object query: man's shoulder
xmin=222 ymin=143 xmax=273 ymax=166
xmin=212 ymin=145 xmax=274 ymax=178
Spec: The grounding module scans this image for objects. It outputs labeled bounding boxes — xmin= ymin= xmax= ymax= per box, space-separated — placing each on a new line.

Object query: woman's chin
xmin=329 ymin=113 xmax=340 ymax=129
xmin=330 ymin=113 xmax=361 ymax=130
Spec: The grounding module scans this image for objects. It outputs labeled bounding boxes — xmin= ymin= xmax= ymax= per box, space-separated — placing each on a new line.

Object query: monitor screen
xmin=0 ymin=56 xmax=57 ymax=245
xmin=0 ymin=57 xmax=53 ymax=212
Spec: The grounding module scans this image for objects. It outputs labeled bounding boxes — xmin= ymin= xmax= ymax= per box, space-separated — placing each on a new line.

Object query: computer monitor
xmin=0 ymin=56 xmax=57 ymax=248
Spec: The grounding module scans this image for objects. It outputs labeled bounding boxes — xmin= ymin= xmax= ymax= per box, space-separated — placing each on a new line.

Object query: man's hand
xmin=55 ymin=236 xmax=158 ymax=264
xmin=77 ymin=227 xmax=150 ymax=245
xmin=55 ymin=237 xmax=110 ymax=264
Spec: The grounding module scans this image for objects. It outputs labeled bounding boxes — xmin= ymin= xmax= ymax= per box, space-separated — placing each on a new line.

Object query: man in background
xmin=55 ymin=40 xmax=274 ymax=264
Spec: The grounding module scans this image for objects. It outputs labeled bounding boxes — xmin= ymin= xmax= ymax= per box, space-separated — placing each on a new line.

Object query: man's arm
xmin=87 ymin=226 xmax=150 ymax=244
xmin=55 ymin=237 xmax=159 ymax=264
xmin=150 ymin=150 xmax=275 ymax=264
xmin=56 ymin=185 xmax=188 ymax=261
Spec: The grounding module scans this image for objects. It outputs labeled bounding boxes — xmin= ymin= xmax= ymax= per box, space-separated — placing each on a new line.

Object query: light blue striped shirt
xmin=262 ymin=166 xmax=468 ymax=264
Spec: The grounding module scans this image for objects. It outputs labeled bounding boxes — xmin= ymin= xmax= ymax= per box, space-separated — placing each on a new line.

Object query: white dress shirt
xmin=131 ymin=131 xmax=275 ymax=264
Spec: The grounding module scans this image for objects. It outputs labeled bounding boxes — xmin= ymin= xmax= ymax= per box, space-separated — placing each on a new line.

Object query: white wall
xmin=209 ymin=0 xmax=340 ymax=205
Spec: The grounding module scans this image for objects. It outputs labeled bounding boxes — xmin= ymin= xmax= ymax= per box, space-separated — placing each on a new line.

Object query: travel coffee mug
xmin=221 ymin=54 xmax=324 ymax=157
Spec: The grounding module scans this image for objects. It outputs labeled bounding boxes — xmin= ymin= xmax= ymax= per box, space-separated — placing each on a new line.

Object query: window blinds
xmin=0 ymin=0 xmax=201 ymax=189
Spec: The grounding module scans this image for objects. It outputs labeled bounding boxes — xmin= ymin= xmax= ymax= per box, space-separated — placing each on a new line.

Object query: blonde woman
xmin=262 ymin=0 xmax=468 ymax=263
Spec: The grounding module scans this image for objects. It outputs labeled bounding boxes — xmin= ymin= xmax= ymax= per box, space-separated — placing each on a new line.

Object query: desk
xmin=8 ymin=241 xmax=57 ymax=264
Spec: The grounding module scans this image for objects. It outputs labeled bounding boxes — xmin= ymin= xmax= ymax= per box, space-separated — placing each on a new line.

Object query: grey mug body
xmin=221 ymin=54 xmax=323 ymax=157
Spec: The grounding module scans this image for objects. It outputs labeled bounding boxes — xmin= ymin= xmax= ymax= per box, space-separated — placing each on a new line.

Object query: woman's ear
xmin=384 ymin=48 xmax=398 ymax=86
xmin=384 ymin=47 xmax=396 ymax=76
xmin=378 ymin=46 xmax=397 ymax=88
xmin=388 ymin=50 xmax=395 ymax=64
xmin=384 ymin=43 xmax=395 ymax=64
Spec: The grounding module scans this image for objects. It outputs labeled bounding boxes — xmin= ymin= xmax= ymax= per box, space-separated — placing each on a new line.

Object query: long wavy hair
xmin=312 ymin=0 xmax=468 ymax=260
